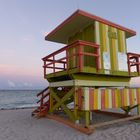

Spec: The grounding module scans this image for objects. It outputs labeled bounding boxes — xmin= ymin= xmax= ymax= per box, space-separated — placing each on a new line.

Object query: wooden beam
xmin=50 ymin=87 xmax=76 ymax=121
xmin=94 ymin=110 xmax=130 ymax=118
xmin=49 ymin=80 xmax=129 ymax=87
xmin=47 ymin=114 xmax=93 ymax=135
xmin=90 ymin=115 xmax=140 ymax=129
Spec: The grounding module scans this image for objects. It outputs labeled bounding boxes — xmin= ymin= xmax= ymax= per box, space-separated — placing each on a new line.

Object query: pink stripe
xmin=101 ymin=89 xmax=105 ymax=109
xmin=120 ymin=89 xmax=124 ymax=107
xmin=78 ymin=88 xmax=82 ymax=109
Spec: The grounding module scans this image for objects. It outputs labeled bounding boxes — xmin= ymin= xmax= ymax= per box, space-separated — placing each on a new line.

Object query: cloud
xmin=23 ymin=82 xmax=32 ymax=87
xmin=8 ymin=80 xmax=16 ymax=88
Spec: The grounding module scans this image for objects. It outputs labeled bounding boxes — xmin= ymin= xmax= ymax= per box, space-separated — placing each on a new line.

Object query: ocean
xmin=0 ymin=90 xmax=40 ymax=109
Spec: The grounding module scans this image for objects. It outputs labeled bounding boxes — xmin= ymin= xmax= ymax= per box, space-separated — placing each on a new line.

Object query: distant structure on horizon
xmin=32 ymin=10 xmax=140 ymax=134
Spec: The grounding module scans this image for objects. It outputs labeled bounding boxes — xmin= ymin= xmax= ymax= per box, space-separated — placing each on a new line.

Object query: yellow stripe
xmin=122 ymin=31 xmax=126 ymax=53
xmin=118 ymin=30 xmax=123 ymax=52
xmin=120 ymin=30 xmax=123 ymax=52
xmin=95 ymin=21 xmax=102 ymax=69
xmin=118 ymin=30 xmax=126 ymax=53
xmin=112 ymin=27 xmax=118 ymax=70
xmin=117 ymin=89 xmax=121 ymax=107
xmin=115 ymin=90 xmax=119 ymax=108
xmin=93 ymin=89 xmax=98 ymax=110
xmin=131 ymin=89 xmax=135 ymax=105
xmin=102 ymin=24 xmax=107 ymax=52
xmin=97 ymin=89 xmax=101 ymax=109
xmin=138 ymin=89 xmax=140 ymax=104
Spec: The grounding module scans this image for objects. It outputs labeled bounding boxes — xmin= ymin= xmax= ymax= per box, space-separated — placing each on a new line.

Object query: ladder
xmin=32 ymin=87 xmax=50 ymax=118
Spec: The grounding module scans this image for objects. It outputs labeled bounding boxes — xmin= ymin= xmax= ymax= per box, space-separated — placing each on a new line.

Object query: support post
xmin=49 ymin=92 xmax=53 ymax=113
xmin=74 ymin=87 xmax=79 ymax=123
xmin=85 ymin=111 xmax=90 ymax=128
xmin=137 ymin=105 xmax=140 ymax=115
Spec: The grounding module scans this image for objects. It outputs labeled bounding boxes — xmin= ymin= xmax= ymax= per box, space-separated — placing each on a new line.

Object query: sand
xmin=0 ymin=109 xmax=140 ymax=140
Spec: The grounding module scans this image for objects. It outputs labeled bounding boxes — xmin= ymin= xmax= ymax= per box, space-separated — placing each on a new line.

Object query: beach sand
xmin=0 ymin=108 xmax=140 ymax=140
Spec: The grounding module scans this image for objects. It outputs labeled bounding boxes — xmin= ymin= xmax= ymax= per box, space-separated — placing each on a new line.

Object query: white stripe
xmin=134 ymin=89 xmax=137 ymax=105
xmin=98 ymin=89 xmax=101 ymax=109
xmin=108 ymin=89 xmax=112 ymax=108
xmin=84 ymin=87 xmax=89 ymax=110
xmin=126 ymin=89 xmax=130 ymax=106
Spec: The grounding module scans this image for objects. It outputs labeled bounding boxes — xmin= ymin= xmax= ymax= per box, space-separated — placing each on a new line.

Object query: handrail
xmin=127 ymin=52 xmax=140 ymax=57
xmin=127 ymin=52 xmax=140 ymax=75
xmin=37 ymin=87 xmax=49 ymax=97
xmin=37 ymin=92 xmax=50 ymax=104
xmin=42 ymin=40 xmax=100 ymax=76
xmin=36 ymin=86 xmax=50 ymax=113
xmin=42 ymin=40 xmax=99 ymax=61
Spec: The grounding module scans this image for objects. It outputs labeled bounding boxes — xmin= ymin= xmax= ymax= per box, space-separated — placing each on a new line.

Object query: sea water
xmin=0 ymin=90 xmax=40 ymax=109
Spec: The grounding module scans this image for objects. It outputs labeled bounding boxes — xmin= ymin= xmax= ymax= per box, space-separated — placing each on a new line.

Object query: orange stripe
xmin=78 ymin=88 xmax=82 ymax=109
xmin=101 ymin=89 xmax=105 ymax=109
xmin=89 ymin=88 xmax=94 ymax=110
xmin=120 ymin=89 xmax=125 ymax=107
xmin=112 ymin=89 xmax=116 ymax=108
xmin=92 ymin=89 xmax=95 ymax=110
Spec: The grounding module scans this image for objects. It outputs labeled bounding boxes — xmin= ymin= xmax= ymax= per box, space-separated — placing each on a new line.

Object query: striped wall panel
xmin=95 ymin=21 xmax=127 ymax=72
xmin=76 ymin=87 xmax=140 ymax=111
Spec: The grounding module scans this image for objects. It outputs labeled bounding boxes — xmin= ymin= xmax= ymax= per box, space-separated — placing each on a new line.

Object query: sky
xmin=0 ymin=0 xmax=140 ymax=89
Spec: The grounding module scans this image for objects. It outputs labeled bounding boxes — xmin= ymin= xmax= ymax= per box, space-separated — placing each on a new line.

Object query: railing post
xmin=53 ymin=55 xmax=55 ymax=73
xmin=66 ymin=48 xmax=69 ymax=71
xmin=78 ymin=45 xmax=83 ymax=72
xmin=44 ymin=61 xmax=46 ymax=78
xmin=127 ymin=53 xmax=131 ymax=75
xmin=136 ymin=56 xmax=140 ymax=75
xmin=96 ymin=46 xmax=99 ymax=72
xmin=40 ymin=93 xmax=44 ymax=112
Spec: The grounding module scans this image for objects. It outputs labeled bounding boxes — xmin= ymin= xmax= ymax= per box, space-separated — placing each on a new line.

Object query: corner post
xmin=85 ymin=111 xmax=90 ymax=128
xmin=137 ymin=105 xmax=140 ymax=115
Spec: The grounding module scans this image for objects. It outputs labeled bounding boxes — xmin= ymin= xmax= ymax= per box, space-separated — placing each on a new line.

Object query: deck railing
xmin=127 ymin=52 xmax=140 ymax=75
xmin=42 ymin=40 xmax=99 ymax=76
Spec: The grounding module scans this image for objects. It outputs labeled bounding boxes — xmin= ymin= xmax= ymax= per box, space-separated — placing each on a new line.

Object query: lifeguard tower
xmin=32 ymin=10 xmax=140 ymax=134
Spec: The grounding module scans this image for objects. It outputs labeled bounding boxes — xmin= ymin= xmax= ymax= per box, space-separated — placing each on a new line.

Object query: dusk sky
xmin=0 ymin=0 xmax=140 ymax=89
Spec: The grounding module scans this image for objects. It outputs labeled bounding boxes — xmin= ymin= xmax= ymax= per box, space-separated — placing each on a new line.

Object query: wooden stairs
xmin=32 ymin=87 xmax=50 ymax=118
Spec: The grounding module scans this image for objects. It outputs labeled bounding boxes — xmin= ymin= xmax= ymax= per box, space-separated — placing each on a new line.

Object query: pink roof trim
xmin=46 ymin=9 xmax=136 ymax=40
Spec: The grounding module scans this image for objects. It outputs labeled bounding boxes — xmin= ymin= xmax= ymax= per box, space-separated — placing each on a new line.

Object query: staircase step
xmin=31 ymin=86 xmax=50 ymax=118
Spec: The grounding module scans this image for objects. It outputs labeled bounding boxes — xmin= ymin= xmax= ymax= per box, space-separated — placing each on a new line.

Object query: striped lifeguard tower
xmin=32 ymin=10 xmax=140 ymax=134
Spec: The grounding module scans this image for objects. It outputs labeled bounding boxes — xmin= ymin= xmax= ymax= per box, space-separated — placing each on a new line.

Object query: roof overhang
xmin=45 ymin=10 xmax=136 ymax=44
